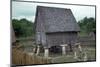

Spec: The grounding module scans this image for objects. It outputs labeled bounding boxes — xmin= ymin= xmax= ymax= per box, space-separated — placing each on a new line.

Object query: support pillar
xmin=74 ymin=51 xmax=78 ymax=59
xmin=33 ymin=47 xmax=36 ymax=54
xmin=78 ymin=44 xmax=82 ymax=52
xmin=83 ymin=52 xmax=87 ymax=61
xmin=36 ymin=46 xmax=40 ymax=55
xmin=60 ymin=44 xmax=68 ymax=55
xmin=73 ymin=43 xmax=79 ymax=60
xmin=44 ymin=48 xmax=49 ymax=58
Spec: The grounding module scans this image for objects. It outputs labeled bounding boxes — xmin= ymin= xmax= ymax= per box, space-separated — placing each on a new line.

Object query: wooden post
xmin=33 ymin=47 xmax=36 ymax=54
xmin=36 ymin=46 xmax=40 ymax=55
xmin=73 ymin=43 xmax=78 ymax=60
xmin=44 ymin=48 xmax=49 ymax=58
xmin=75 ymin=43 xmax=82 ymax=52
xmin=78 ymin=44 xmax=82 ymax=52
xmin=60 ymin=44 xmax=67 ymax=55
xmin=74 ymin=51 xmax=78 ymax=59
xmin=83 ymin=52 xmax=87 ymax=61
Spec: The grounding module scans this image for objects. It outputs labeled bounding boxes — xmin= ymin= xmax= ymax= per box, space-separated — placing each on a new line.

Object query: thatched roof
xmin=35 ymin=6 xmax=80 ymax=33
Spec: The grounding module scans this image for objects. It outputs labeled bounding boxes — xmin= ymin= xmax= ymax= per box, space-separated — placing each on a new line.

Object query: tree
xmin=12 ymin=18 xmax=35 ymax=37
xmin=78 ymin=17 xmax=96 ymax=34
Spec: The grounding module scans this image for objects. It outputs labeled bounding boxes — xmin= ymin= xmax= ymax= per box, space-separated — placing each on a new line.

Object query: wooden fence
xmin=78 ymin=36 xmax=96 ymax=46
xmin=12 ymin=36 xmax=96 ymax=65
xmin=12 ymin=47 xmax=51 ymax=65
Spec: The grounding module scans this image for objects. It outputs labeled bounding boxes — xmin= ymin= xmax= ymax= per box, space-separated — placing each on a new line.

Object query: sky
xmin=12 ymin=1 xmax=95 ymax=22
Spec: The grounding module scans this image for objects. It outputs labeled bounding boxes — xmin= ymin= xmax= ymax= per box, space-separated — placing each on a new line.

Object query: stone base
xmin=60 ymin=44 xmax=68 ymax=55
xmin=44 ymin=48 xmax=49 ymax=58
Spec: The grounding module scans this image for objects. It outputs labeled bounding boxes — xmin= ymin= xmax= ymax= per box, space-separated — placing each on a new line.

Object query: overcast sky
xmin=12 ymin=1 xmax=95 ymax=22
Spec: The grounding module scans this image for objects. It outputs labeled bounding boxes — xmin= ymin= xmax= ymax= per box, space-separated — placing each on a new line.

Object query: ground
xmin=51 ymin=47 xmax=96 ymax=63
xmin=17 ymin=39 xmax=96 ymax=64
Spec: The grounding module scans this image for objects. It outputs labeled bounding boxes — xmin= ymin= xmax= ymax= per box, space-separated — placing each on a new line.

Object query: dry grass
xmin=12 ymin=46 xmax=51 ymax=65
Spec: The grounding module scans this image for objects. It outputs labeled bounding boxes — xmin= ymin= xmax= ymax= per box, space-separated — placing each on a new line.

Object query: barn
xmin=35 ymin=6 xmax=80 ymax=57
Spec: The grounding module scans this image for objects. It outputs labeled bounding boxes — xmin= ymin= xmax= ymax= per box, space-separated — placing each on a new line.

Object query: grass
xmin=78 ymin=32 xmax=89 ymax=37
xmin=53 ymin=47 xmax=95 ymax=63
xmin=16 ymin=39 xmax=96 ymax=64
xmin=38 ymin=46 xmax=95 ymax=63
xmin=33 ymin=46 xmax=96 ymax=63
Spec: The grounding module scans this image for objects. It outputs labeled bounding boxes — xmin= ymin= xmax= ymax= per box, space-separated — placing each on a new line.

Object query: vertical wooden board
xmin=46 ymin=32 xmax=78 ymax=47
xmin=36 ymin=32 xmax=41 ymax=44
xmin=41 ymin=33 xmax=47 ymax=46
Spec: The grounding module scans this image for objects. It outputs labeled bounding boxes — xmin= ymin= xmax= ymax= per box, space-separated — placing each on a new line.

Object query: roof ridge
xmin=37 ymin=5 xmax=70 ymax=10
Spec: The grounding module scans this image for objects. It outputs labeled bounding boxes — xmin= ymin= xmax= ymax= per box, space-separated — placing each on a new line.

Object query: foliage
xmin=12 ymin=18 xmax=35 ymax=37
xmin=12 ymin=17 xmax=96 ymax=37
xmin=78 ymin=17 xmax=96 ymax=34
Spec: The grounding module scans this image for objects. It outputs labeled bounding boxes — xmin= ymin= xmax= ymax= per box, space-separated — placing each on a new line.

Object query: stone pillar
xmin=44 ymin=48 xmax=49 ymax=58
xmin=60 ymin=44 xmax=68 ymax=55
xmin=36 ymin=46 xmax=40 ymax=55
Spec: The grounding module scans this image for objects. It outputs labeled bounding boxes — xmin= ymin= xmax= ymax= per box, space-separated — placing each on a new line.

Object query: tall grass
xmin=12 ymin=47 xmax=51 ymax=65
